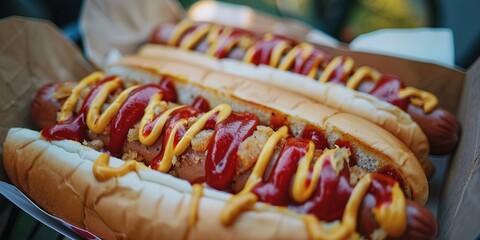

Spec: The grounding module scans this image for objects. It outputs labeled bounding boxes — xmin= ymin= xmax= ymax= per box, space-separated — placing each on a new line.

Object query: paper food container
xmin=0 ymin=1 xmax=478 ymax=239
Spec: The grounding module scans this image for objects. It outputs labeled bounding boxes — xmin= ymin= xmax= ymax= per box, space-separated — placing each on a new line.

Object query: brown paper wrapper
xmin=439 ymin=57 xmax=480 ymax=239
xmin=80 ymin=0 xmax=185 ymax=68
xmin=0 ymin=17 xmax=95 ymax=182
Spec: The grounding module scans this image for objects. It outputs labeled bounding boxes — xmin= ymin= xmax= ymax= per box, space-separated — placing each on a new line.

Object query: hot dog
xmin=3 ymin=62 xmax=436 ymax=239
xmin=114 ymin=51 xmax=434 ymax=178
xmin=148 ymin=19 xmax=460 ymax=157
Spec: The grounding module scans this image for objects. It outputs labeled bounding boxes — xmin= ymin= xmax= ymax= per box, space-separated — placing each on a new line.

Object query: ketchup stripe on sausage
xmin=41 ymin=76 xmax=119 ymax=142
xmin=148 ymin=21 xmax=461 ymax=157
xmin=205 ymin=112 xmax=258 ymax=190
xmin=108 ymin=85 xmax=163 ymax=157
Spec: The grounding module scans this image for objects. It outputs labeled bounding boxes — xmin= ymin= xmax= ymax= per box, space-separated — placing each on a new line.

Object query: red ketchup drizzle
xmin=41 ymin=76 xmax=119 ymax=142
xmin=327 ymin=58 xmax=350 ymax=85
xmin=131 ymin=78 xmax=176 ymax=138
xmin=158 ymin=77 xmax=177 ymax=102
xmin=334 ymin=139 xmax=358 ymax=166
xmin=191 ymin=95 xmax=217 ymax=130
xmin=378 ymin=166 xmax=407 ymax=198
xmin=248 ymin=39 xmax=290 ymax=66
xmin=252 ymin=138 xmax=311 ymax=206
xmin=205 ymin=112 xmax=258 ymax=190
xmin=203 ymin=114 xmax=218 ymax=131
xmin=294 ymin=158 xmax=354 ymax=221
xmin=149 ymin=106 xmax=199 ymax=170
xmin=368 ymin=173 xmax=396 ymax=206
xmin=107 ymin=85 xmax=163 ymax=157
xmin=369 ymin=75 xmax=410 ymax=111
xmin=291 ymin=49 xmax=326 ymax=77
xmin=173 ymin=22 xmax=208 ymax=47
xmin=301 ymin=124 xmax=329 ymax=150
xmin=212 ymin=37 xmax=238 ymax=59
xmin=212 ymin=28 xmax=255 ymax=59
xmin=191 ymin=95 xmax=211 ymax=113
xmin=41 ymin=112 xmax=87 ymax=143
xmin=213 ymin=37 xmax=234 ymax=58
xmin=174 ymin=23 xmax=203 ymax=47
xmin=357 ymin=173 xmax=398 ymax=237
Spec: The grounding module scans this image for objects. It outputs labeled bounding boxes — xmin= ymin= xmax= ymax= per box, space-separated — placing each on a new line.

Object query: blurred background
xmin=0 ymin=0 xmax=479 ymax=239
xmin=1 ymin=0 xmax=479 ymax=69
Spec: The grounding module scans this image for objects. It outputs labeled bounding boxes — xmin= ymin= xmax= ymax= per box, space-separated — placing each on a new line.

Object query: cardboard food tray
xmin=0 ymin=2 xmax=478 ymax=240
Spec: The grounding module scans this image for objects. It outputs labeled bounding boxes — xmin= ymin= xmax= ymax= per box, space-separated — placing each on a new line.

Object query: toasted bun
xmin=106 ymin=63 xmax=427 ymax=203
xmin=134 ymin=44 xmax=432 ymax=176
xmin=3 ymin=128 xmax=310 ymax=240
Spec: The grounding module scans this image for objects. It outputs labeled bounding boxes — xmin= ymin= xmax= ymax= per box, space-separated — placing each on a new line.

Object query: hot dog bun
xmin=3 ymin=128 xmax=310 ymax=240
xmin=4 ymin=127 xmax=437 ymax=239
xmin=115 ymin=49 xmax=433 ymax=177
